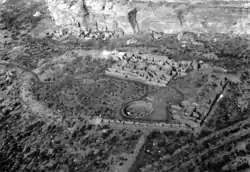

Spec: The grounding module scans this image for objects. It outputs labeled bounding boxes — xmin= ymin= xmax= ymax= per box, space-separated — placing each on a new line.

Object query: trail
xmin=117 ymin=134 xmax=148 ymax=172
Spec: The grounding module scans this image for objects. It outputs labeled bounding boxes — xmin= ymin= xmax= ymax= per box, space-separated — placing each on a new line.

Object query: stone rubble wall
xmin=45 ymin=0 xmax=250 ymax=36
xmin=96 ymin=117 xmax=193 ymax=131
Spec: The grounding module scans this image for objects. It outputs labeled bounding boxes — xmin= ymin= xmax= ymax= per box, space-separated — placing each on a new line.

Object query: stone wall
xmin=46 ymin=0 xmax=250 ymax=36
xmin=97 ymin=117 xmax=193 ymax=131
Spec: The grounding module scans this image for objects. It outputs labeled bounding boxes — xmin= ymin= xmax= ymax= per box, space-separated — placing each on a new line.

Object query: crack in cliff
xmin=128 ymin=8 xmax=140 ymax=34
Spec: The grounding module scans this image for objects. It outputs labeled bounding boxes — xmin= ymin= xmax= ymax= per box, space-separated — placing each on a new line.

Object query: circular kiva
xmin=122 ymin=100 xmax=154 ymax=119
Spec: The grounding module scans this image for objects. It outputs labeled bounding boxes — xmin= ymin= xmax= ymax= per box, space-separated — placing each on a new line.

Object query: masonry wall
xmin=98 ymin=118 xmax=193 ymax=131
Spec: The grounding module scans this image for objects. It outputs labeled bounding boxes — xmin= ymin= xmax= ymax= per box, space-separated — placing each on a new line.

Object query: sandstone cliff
xmin=45 ymin=0 xmax=250 ymax=36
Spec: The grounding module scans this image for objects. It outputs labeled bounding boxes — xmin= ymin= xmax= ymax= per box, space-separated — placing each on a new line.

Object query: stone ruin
xmin=95 ymin=117 xmax=192 ymax=131
xmin=105 ymin=51 xmax=205 ymax=87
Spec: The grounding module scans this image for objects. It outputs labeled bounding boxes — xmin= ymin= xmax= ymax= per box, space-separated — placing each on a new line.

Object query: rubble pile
xmin=48 ymin=27 xmax=123 ymax=41
xmin=80 ymin=30 xmax=116 ymax=40
xmin=169 ymin=70 xmax=229 ymax=128
xmin=177 ymin=31 xmax=205 ymax=48
xmin=170 ymin=100 xmax=210 ymax=128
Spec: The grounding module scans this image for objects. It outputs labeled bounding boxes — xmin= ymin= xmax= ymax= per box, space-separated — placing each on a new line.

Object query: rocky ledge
xmin=44 ymin=0 xmax=250 ymax=37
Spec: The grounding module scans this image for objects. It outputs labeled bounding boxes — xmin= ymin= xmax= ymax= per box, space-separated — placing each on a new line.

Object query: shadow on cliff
xmin=0 ymin=0 xmax=49 ymax=33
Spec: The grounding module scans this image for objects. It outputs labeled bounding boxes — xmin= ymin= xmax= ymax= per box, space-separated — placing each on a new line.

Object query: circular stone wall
xmin=121 ymin=100 xmax=154 ymax=119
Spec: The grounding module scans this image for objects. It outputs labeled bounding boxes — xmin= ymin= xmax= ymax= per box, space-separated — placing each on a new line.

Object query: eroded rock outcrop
xmin=45 ymin=0 xmax=250 ymax=37
xmin=45 ymin=0 xmax=88 ymax=34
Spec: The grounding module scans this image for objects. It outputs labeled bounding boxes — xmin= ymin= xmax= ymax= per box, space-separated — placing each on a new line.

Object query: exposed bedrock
xmin=46 ymin=0 xmax=250 ymax=36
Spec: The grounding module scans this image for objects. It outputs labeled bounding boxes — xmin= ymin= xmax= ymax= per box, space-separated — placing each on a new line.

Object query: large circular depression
xmin=122 ymin=101 xmax=154 ymax=119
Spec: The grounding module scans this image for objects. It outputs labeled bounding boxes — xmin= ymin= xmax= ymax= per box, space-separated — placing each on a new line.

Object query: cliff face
xmin=46 ymin=0 xmax=250 ymax=36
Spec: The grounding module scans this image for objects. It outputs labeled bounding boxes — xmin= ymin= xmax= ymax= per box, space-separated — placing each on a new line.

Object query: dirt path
xmin=0 ymin=62 xmax=61 ymax=124
xmin=117 ymin=134 xmax=148 ymax=172
xmin=0 ymin=54 xmax=96 ymax=125
xmin=19 ymin=71 xmax=62 ymax=125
